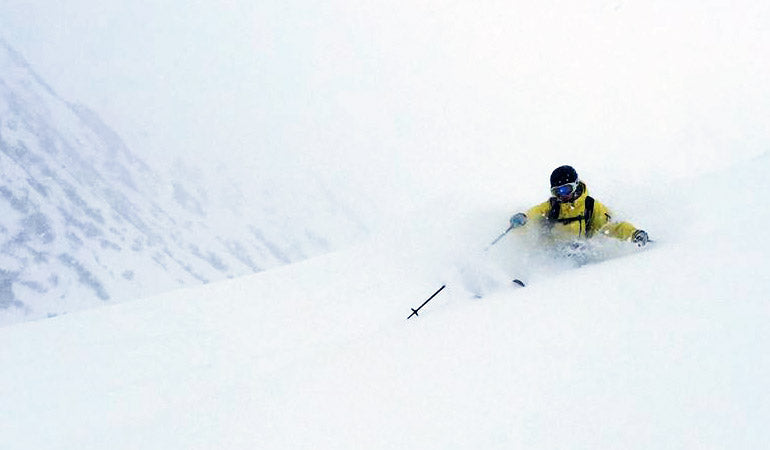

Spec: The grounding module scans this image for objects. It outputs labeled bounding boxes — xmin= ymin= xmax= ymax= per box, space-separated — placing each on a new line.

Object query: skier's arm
xmin=525 ymin=202 xmax=552 ymax=225
xmin=599 ymin=221 xmax=637 ymax=240
xmin=591 ymin=201 xmax=638 ymax=240
xmin=509 ymin=202 xmax=550 ymax=229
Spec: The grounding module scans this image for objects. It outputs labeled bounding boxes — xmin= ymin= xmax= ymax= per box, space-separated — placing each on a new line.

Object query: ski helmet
xmin=550 ymin=165 xmax=580 ymax=201
xmin=550 ymin=165 xmax=578 ymax=187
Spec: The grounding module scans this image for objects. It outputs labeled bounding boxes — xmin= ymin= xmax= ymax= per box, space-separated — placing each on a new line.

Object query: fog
xmin=2 ymin=2 xmax=770 ymax=444
xmin=2 ymin=0 xmax=769 ymax=222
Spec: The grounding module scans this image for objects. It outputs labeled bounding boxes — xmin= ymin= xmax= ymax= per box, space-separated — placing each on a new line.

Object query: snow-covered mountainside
xmin=1 ymin=153 xmax=768 ymax=449
xmin=1 ymin=0 xmax=769 ymax=447
xmin=0 ymin=41 xmax=364 ymax=325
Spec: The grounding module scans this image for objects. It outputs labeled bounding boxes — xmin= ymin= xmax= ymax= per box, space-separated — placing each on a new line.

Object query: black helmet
xmin=550 ymin=165 xmax=578 ymax=187
xmin=550 ymin=165 xmax=580 ymax=201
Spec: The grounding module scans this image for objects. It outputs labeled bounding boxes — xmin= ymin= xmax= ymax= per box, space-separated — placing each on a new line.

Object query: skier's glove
xmin=509 ymin=213 xmax=528 ymax=228
xmin=632 ymin=229 xmax=649 ymax=247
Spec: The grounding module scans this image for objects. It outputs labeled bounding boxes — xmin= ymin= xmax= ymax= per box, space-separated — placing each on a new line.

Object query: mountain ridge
xmin=0 ymin=41 xmax=364 ymax=325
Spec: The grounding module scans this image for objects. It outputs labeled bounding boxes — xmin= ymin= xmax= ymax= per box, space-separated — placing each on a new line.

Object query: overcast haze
xmin=2 ymin=1 xmax=770 ymax=447
xmin=3 ymin=0 xmax=769 ymax=217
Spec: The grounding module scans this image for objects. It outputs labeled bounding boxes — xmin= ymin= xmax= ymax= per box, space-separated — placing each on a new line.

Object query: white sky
xmin=2 ymin=3 xmax=769 ymax=443
xmin=2 ymin=0 xmax=769 ymax=210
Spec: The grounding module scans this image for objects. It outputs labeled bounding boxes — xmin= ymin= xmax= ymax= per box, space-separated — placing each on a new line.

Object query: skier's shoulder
xmin=578 ymin=186 xmax=609 ymax=215
xmin=582 ymin=194 xmax=613 ymax=219
xmin=527 ymin=199 xmax=553 ymax=218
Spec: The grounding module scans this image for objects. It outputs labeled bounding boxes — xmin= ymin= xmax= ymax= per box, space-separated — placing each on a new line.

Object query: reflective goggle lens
xmin=552 ymin=182 xmax=577 ymax=197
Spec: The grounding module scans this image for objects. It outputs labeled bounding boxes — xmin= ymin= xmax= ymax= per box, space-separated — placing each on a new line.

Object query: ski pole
xmin=406 ymin=223 xmax=521 ymax=318
xmin=484 ymin=224 xmax=515 ymax=251
xmin=407 ymin=285 xmax=446 ymax=319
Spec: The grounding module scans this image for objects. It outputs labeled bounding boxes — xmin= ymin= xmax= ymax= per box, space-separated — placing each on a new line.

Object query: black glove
xmin=632 ymin=229 xmax=649 ymax=247
xmin=509 ymin=213 xmax=527 ymax=228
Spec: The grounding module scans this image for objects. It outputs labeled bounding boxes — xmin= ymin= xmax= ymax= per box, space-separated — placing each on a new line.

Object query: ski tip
xmin=512 ymin=279 xmax=526 ymax=287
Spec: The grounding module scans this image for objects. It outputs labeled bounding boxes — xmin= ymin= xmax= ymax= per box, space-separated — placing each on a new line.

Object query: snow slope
xmin=2 ymin=0 xmax=769 ymax=325
xmin=1 ymin=153 xmax=768 ymax=449
xmin=2 ymin=0 xmax=770 ymax=448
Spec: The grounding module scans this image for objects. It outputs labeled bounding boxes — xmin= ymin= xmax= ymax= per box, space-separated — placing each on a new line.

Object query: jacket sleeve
xmin=525 ymin=201 xmax=552 ymax=226
xmin=591 ymin=201 xmax=637 ymax=240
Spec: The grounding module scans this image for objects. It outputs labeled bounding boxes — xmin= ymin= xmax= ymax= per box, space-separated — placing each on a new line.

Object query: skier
xmin=508 ymin=165 xmax=649 ymax=252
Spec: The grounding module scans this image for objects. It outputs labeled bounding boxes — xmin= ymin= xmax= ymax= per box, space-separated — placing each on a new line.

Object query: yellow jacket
xmin=523 ymin=182 xmax=637 ymax=242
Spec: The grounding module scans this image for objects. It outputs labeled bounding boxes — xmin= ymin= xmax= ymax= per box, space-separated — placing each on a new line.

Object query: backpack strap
xmin=547 ymin=197 xmax=560 ymax=223
xmin=546 ymin=195 xmax=595 ymax=238
xmin=584 ymin=196 xmax=595 ymax=237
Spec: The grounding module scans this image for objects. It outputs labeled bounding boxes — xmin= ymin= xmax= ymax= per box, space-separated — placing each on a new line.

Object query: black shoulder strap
xmin=547 ymin=197 xmax=560 ymax=223
xmin=547 ymin=196 xmax=595 ymax=237
xmin=584 ymin=196 xmax=595 ymax=237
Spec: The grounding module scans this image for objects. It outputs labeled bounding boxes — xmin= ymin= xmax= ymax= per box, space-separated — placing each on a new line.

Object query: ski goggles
xmin=551 ymin=181 xmax=579 ymax=198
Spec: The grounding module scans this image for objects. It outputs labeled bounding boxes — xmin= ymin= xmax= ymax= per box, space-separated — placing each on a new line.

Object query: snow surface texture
xmin=1 ymin=0 xmax=770 ymax=448
xmin=4 ymin=0 xmax=768 ymax=325
xmin=0 ymin=41 xmax=365 ymax=324
xmin=1 ymin=155 xmax=769 ymax=449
